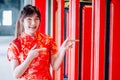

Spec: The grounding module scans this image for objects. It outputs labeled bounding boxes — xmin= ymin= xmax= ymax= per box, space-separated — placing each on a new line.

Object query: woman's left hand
xmin=62 ymin=37 xmax=79 ymax=50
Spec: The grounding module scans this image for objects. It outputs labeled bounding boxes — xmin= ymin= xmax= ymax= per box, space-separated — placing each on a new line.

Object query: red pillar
xmin=52 ymin=0 xmax=58 ymax=39
xmin=68 ymin=0 xmax=79 ymax=80
xmin=92 ymin=0 xmax=106 ymax=80
xmin=81 ymin=6 xmax=92 ymax=80
xmin=53 ymin=0 xmax=64 ymax=80
xmin=50 ymin=0 xmax=58 ymax=79
xmin=35 ymin=0 xmax=46 ymax=33
xmin=109 ymin=0 xmax=120 ymax=80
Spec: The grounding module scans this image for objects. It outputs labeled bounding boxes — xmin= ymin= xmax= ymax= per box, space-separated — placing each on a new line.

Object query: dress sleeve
xmin=7 ymin=41 xmax=20 ymax=61
xmin=50 ymin=39 xmax=58 ymax=55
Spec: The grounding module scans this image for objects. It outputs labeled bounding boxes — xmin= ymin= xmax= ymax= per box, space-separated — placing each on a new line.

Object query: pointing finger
xmin=31 ymin=44 xmax=37 ymax=50
xmin=35 ymin=48 xmax=47 ymax=51
xmin=70 ymin=40 xmax=79 ymax=42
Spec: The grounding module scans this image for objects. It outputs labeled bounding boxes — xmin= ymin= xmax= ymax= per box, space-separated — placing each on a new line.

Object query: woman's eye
xmin=27 ymin=18 xmax=32 ymax=21
xmin=35 ymin=18 xmax=40 ymax=20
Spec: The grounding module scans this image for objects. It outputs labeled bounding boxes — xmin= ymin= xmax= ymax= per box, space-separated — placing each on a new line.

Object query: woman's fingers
xmin=31 ymin=44 xmax=37 ymax=50
xmin=66 ymin=39 xmax=79 ymax=49
xmin=69 ymin=40 xmax=79 ymax=42
xmin=31 ymin=44 xmax=47 ymax=51
xmin=62 ymin=37 xmax=79 ymax=49
xmin=35 ymin=48 xmax=47 ymax=52
xmin=62 ymin=37 xmax=69 ymax=46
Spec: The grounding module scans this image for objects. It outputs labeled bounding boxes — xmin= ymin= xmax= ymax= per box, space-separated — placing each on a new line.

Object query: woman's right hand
xmin=27 ymin=44 xmax=46 ymax=60
xmin=10 ymin=44 xmax=46 ymax=78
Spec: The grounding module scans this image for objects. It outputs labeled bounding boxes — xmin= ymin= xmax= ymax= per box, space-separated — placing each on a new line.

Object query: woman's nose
xmin=31 ymin=20 xmax=35 ymax=25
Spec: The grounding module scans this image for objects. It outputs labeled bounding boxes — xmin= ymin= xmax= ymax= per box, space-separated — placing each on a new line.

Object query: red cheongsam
xmin=7 ymin=32 xmax=58 ymax=80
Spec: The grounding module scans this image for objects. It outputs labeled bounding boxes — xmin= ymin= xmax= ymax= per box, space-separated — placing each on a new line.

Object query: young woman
xmin=7 ymin=5 xmax=76 ymax=80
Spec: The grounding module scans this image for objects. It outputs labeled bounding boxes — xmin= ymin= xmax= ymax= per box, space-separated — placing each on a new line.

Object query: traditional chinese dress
xmin=7 ymin=32 xmax=58 ymax=80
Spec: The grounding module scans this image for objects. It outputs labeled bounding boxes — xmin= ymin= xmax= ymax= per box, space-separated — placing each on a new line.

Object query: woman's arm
xmin=51 ymin=38 xmax=78 ymax=70
xmin=10 ymin=56 xmax=33 ymax=78
xmin=51 ymin=47 xmax=66 ymax=70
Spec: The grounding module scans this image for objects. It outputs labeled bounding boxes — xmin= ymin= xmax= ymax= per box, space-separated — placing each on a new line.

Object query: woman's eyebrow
xmin=36 ymin=15 xmax=39 ymax=18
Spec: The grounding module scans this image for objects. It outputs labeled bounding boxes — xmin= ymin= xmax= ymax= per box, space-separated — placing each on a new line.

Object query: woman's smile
xmin=29 ymin=26 xmax=37 ymax=29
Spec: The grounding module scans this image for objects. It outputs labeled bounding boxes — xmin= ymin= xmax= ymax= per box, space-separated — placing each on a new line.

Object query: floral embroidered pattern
xmin=7 ymin=32 xmax=58 ymax=80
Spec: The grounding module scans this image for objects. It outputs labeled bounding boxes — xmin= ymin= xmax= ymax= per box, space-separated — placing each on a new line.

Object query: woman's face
xmin=23 ymin=13 xmax=40 ymax=36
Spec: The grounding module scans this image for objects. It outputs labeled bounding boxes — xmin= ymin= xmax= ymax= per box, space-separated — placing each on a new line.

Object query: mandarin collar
xmin=21 ymin=32 xmax=38 ymax=40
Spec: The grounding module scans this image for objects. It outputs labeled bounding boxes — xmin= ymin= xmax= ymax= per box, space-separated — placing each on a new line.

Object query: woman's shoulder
xmin=10 ymin=37 xmax=21 ymax=47
xmin=38 ymin=32 xmax=53 ymax=39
